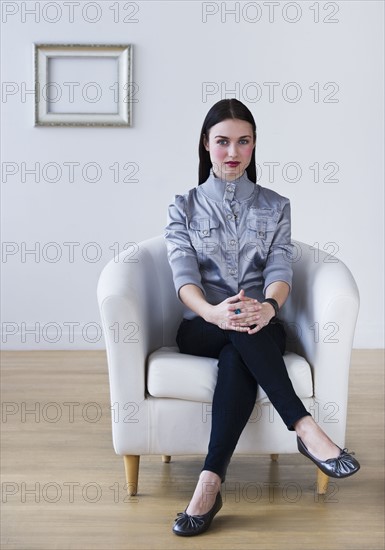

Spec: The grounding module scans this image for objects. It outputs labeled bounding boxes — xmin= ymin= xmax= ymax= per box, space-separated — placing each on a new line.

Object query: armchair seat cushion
xmin=147 ymin=347 xmax=313 ymax=403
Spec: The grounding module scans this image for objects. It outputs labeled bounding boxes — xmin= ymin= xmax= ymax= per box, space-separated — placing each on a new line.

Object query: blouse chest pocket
xmin=246 ymin=208 xmax=277 ymax=248
xmin=189 ymin=217 xmax=220 ymax=239
xmin=188 ymin=217 xmax=221 ymax=260
xmin=247 ymin=217 xmax=268 ymax=239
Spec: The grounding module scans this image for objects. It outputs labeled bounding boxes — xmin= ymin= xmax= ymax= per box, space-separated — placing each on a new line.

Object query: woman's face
xmin=203 ymin=118 xmax=255 ymax=181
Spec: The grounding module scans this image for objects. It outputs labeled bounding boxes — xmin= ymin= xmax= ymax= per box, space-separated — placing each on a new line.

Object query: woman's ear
xmin=203 ymin=134 xmax=209 ymax=151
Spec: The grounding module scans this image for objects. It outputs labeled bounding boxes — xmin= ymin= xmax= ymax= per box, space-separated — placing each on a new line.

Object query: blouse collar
xmin=199 ymin=167 xmax=256 ymax=203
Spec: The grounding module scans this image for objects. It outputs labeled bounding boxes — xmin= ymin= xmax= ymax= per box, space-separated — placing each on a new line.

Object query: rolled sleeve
xmin=164 ymin=194 xmax=206 ymax=301
xmin=263 ymin=200 xmax=294 ymax=294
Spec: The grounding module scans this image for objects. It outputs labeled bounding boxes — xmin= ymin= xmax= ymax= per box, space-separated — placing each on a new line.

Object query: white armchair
xmin=97 ymin=236 xmax=359 ymax=495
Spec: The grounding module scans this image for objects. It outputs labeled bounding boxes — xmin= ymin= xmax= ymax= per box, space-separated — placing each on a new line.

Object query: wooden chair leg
xmin=123 ymin=455 xmax=140 ymax=496
xmin=317 ymin=468 xmax=329 ymax=494
xmin=162 ymin=455 xmax=171 ymax=463
xmin=270 ymin=454 xmax=279 ymax=462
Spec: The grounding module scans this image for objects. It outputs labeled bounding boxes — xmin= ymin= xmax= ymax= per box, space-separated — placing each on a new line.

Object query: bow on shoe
xmin=172 ymin=492 xmax=223 ymax=536
xmin=325 ymin=448 xmax=360 ymax=477
xmin=174 ymin=512 xmax=206 ymax=530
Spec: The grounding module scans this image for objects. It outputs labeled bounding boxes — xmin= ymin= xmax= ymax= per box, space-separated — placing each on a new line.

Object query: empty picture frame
xmin=34 ymin=43 xmax=133 ymax=127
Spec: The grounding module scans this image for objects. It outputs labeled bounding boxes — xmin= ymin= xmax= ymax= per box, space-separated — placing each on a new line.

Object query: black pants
xmin=176 ymin=316 xmax=311 ymax=482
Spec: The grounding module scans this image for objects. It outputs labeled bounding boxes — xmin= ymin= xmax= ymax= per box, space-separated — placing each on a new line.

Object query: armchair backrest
xmin=99 ymin=235 xmax=359 ymax=361
xmin=135 ymin=235 xmax=184 ymax=348
xmin=281 ymin=240 xmax=360 ymax=358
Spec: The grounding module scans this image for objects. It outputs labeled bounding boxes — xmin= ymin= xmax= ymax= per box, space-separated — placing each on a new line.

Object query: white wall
xmin=1 ymin=0 xmax=384 ymax=349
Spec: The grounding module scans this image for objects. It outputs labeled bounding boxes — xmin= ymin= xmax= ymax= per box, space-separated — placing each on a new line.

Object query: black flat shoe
xmin=172 ymin=491 xmax=222 ymax=537
xmin=297 ymin=436 xmax=360 ymax=478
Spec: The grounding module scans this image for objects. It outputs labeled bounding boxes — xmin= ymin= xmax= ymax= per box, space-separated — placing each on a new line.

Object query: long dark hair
xmin=198 ymin=98 xmax=257 ymax=185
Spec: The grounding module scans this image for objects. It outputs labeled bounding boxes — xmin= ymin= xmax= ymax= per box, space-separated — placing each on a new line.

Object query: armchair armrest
xmin=281 ymin=240 xmax=360 ymax=440
xmin=97 ymin=236 xmax=183 ymax=454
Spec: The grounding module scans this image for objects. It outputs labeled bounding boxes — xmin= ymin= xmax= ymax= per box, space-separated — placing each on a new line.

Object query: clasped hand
xmin=206 ymin=289 xmax=276 ymax=335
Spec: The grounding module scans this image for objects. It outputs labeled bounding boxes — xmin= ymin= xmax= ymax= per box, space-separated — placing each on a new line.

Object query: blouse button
xmin=230 ymin=239 xmax=236 ymax=246
xmin=202 ymin=230 xmax=209 ymax=235
xmin=226 ymin=214 xmax=233 ymax=220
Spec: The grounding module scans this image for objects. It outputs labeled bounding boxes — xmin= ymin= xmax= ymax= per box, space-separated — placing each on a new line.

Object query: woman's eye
xmin=216 ymin=139 xmax=250 ymax=145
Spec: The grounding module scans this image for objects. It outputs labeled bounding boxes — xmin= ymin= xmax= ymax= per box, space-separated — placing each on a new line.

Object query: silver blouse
xmin=164 ymin=168 xmax=294 ymax=320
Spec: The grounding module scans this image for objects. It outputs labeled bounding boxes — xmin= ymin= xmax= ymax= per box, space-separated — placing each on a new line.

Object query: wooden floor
xmin=1 ymin=350 xmax=384 ymax=550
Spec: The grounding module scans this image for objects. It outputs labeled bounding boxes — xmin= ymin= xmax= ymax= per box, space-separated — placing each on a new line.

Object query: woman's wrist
xmin=262 ymin=297 xmax=279 ymax=317
xmin=179 ymin=285 xmax=213 ymax=322
xmin=262 ymin=302 xmax=276 ymax=321
xmin=200 ymin=303 xmax=214 ymax=323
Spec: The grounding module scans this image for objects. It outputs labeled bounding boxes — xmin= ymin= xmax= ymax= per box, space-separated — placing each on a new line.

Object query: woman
xmin=164 ymin=98 xmax=360 ymax=537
